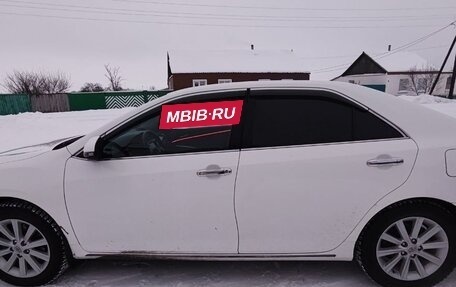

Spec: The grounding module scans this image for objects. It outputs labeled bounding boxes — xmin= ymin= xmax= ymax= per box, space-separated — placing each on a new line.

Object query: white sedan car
xmin=0 ymin=81 xmax=455 ymax=287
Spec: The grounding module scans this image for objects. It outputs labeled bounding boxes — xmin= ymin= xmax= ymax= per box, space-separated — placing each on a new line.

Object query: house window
xmin=446 ymin=77 xmax=452 ymax=90
xmin=192 ymin=79 xmax=207 ymax=87
xmin=417 ymin=78 xmax=428 ymax=93
xmin=399 ymin=78 xmax=410 ymax=91
xmin=218 ymin=79 xmax=232 ymax=84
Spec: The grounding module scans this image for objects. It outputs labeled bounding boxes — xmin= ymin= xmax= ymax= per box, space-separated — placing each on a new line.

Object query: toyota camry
xmin=0 ymin=81 xmax=455 ymax=287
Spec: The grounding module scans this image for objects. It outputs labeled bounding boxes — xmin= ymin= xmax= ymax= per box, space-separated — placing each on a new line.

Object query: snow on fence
xmin=0 ymin=91 xmax=169 ymax=115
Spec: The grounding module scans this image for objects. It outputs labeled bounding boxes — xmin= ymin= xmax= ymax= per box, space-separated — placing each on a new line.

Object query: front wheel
xmin=356 ymin=201 xmax=456 ymax=287
xmin=0 ymin=201 xmax=69 ymax=286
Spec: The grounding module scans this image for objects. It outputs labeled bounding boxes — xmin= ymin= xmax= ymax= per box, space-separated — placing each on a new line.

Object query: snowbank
xmin=399 ymin=94 xmax=455 ymax=104
xmin=0 ymin=108 xmax=134 ymax=152
xmin=398 ymin=94 xmax=456 ymax=118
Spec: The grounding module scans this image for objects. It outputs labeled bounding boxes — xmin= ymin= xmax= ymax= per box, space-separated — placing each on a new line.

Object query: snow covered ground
xmin=0 ymin=108 xmax=135 ymax=153
xmin=50 ymin=260 xmax=375 ymax=287
xmin=48 ymin=259 xmax=456 ymax=287
xmin=0 ymin=95 xmax=456 ymax=286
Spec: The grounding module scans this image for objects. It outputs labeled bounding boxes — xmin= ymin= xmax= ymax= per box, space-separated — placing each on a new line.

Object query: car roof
xmin=159 ymin=80 xmax=354 ymax=102
xmin=165 ymin=80 xmax=344 ymax=96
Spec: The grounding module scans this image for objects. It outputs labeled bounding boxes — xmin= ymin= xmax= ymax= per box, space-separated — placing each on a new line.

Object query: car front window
xmin=102 ymin=113 xmax=233 ymax=159
xmin=101 ymin=91 xmax=245 ymax=159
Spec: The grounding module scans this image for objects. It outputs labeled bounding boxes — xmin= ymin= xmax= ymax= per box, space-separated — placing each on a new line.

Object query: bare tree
xmin=104 ymin=64 xmax=123 ymax=91
xmin=80 ymin=82 xmax=104 ymax=92
xmin=3 ymin=71 xmax=71 ymax=95
xmin=407 ymin=65 xmax=442 ymax=95
xmin=41 ymin=72 xmax=71 ymax=94
xmin=3 ymin=71 xmax=39 ymax=95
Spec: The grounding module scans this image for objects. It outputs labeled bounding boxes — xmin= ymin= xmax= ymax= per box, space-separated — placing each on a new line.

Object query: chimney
xmin=388 ymin=45 xmax=391 ymax=52
xmin=251 ymin=44 xmax=254 ymax=50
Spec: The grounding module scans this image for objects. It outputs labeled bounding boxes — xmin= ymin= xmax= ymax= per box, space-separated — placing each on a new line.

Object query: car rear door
xmin=64 ymin=90 xmax=245 ymax=254
xmin=235 ymin=89 xmax=418 ymax=254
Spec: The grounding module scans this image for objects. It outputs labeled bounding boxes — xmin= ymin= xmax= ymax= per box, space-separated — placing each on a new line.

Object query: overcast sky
xmin=0 ymin=0 xmax=455 ymax=92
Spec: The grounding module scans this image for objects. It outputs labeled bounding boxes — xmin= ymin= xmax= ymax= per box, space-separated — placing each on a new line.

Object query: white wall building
xmin=333 ymin=51 xmax=454 ymax=97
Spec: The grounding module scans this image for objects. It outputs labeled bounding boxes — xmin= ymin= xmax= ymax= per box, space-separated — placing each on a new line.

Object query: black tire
xmin=356 ymin=200 xmax=456 ymax=287
xmin=0 ymin=201 xmax=69 ymax=286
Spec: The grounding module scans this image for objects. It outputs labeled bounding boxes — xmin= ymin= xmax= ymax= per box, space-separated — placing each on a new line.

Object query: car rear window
xmin=245 ymin=91 xmax=403 ymax=148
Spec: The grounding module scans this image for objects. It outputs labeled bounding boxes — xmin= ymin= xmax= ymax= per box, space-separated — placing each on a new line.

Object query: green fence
xmin=363 ymin=84 xmax=386 ymax=92
xmin=0 ymin=90 xmax=170 ymax=115
xmin=0 ymin=94 xmax=31 ymax=115
xmin=68 ymin=90 xmax=169 ymax=111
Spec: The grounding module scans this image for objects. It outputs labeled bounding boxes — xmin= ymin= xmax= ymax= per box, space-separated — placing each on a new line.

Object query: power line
xmin=312 ymin=21 xmax=456 ymax=73
xmin=313 ymin=22 xmax=455 ymax=72
xmin=3 ymin=3 xmax=454 ymax=24
xmin=408 ymin=44 xmax=449 ymax=52
xmin=306 ymin=44 xmax=450 ymax=60
xmin=0 ymin=10 xmax=448 ymax=29
xmin=1 ymin=0 xmax=454 ymax=22
xmin=300 ymin=45 xmax=449 ymax=61
xmin=113 ymin=0 xmax=456 ymax=12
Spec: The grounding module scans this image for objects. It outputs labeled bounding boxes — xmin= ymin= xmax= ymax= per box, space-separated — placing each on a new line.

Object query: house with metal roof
xmin=167 ymin=49 xmax=310 ymax=91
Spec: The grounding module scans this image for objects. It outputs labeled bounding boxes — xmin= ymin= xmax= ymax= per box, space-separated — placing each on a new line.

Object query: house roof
xmin=336 ymin=51 xmax=436 ymax=79
xmin=375 ymin=51 xmax=431 ymax=72
xmin=168 ymin=50 xmax=310 ymax=74
xmin=339 ymin=52 xmax=387 ymax=78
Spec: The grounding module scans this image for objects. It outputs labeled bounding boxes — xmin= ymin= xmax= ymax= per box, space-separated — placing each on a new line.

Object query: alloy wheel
xmin=376 ymin=216 xmax=449 ymax=281
xmin=0 ymin=219 xmax=50 ymax=278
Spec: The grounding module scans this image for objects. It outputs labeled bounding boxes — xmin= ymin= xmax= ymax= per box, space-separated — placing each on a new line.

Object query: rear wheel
xmin=356 ymin=201 xmax=456 ymax=287
xmin=0 ymin=201 xmax=69 ymax=286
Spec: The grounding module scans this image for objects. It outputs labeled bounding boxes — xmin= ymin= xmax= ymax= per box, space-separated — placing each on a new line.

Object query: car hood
xmin=0 ymin=137 xmax=79 ymax=164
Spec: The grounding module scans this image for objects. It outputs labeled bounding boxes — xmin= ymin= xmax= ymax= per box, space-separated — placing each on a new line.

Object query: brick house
xmin=167 ymin=50 xmax=310 ymax=91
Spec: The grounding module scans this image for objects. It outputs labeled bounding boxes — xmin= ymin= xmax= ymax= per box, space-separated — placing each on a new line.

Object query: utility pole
xmin=449 ymin=53 xmax=456 ymax=99
xmin=430 ymin=34 xmax=456 ymax=96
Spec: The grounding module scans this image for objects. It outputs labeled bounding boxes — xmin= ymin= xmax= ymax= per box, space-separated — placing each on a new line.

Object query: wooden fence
xmin=30 ymin=94 xmax=69 ymax=113
xmin=0 ymin=90 xmax=170 ymax=115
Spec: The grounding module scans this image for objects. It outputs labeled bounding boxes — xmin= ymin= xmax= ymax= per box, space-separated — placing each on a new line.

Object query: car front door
xmin=235 ymin=89 xmax=418 ymax=254
xmin=64 ymin=91 xmax=245 ymax=254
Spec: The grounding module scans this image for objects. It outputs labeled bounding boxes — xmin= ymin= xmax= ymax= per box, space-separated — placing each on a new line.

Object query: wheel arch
xmin=355 ymin=197 xmax=456 ymax=256
xmin=0 ymin=197 xmax=57 ymax=221
xmin=352 ymin=197 xmax=456 ymax=286
xmin=0 ymin=196 xmax=74 ymax=259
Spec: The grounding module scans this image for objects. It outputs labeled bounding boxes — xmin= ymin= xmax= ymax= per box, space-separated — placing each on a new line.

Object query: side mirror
xmin=83 ymin=136 xmax=101 ymax=159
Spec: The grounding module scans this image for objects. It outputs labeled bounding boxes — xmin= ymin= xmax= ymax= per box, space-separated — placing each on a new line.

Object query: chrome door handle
xmin=367 ymin=158 xmax=404 ymax=166
xmin=197 ymin=169 xmax=232 ymax=176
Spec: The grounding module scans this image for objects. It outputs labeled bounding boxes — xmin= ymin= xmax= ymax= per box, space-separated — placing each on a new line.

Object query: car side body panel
xmin=65 ymin=82 xmax=456 ymax=258
xmin=330 ymin=136 xmax=456 ymax=260
xmin=236 ymin=139 xmax=418 ymax=254
xmin=64 ymin=151 xmax=240 ymax=254
xmin=0 ymin=148 xmax=89 ymax=258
